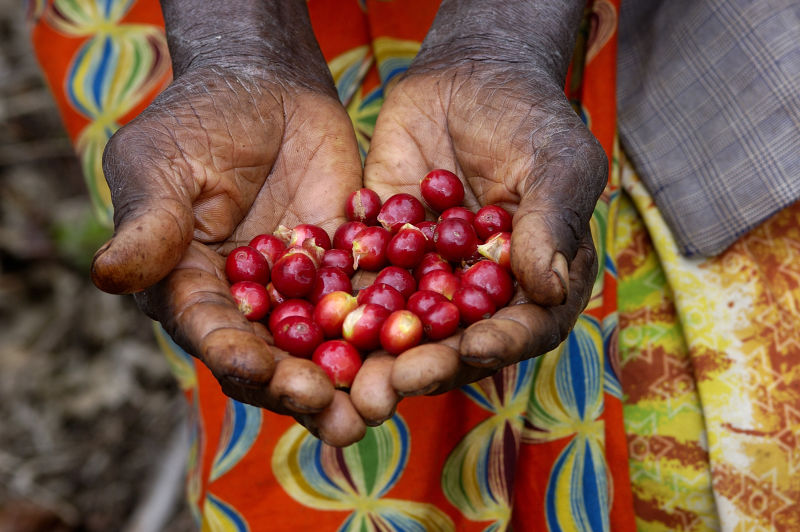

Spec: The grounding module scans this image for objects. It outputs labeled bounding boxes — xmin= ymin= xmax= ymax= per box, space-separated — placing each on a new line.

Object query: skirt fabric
xmin=29 ymin=0 xmax=800 ymax=530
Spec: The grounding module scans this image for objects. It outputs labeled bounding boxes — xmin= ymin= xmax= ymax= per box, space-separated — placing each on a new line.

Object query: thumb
xmin=90 ymin=125 xmax=195 ymax=294
xmin=511 ymin=128 xmax=607 ymax=306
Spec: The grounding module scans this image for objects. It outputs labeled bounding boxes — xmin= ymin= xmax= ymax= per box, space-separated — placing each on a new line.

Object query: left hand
xmin=92 ymin=65 xmax=369 ymax=446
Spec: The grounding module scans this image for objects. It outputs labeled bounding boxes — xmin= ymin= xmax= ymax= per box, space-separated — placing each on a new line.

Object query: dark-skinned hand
xmin=90 ymin=62 xmax=371 ymax=446
xmin=89 ymin=0 xmax=606 ymax=447
xmin=349 ymin=0 xmax=606 ymax=425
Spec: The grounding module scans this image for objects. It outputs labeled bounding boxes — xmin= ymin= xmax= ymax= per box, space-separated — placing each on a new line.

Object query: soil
xmin=0 ymin=2 xmax=194 ymax=530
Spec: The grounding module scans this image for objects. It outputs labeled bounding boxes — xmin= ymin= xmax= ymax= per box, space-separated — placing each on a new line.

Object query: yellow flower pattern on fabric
xmin=443 ymin=362 xmax=534 ymax=531
xmin=525 ymin=316 xmax=604 ymax=444
xmin=328 ymin=45 xmax=373 ymax=107
xmin=371 ymin=36 xmax=419 ymax=85
xmin=621 ymin=159 xmax=800 ymax=530
xmin=523 ymin=314 xmax=609 ymax=532
xmin=202 ymin=492 xmax=249 ymax=532
xmin=210 ymin=400 xmax=262 ymax=483
xmin=45 ymin=0 xmax=170 ymax=225
xmin=273 ymin=417 xmax=453 ymax=531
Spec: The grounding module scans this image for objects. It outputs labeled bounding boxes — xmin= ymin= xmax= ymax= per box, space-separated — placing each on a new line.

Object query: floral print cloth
xmin=28 ymin=0 xmax=800 ymax=530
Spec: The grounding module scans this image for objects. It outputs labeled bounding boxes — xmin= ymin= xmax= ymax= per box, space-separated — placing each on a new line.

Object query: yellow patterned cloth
xmin=617 ymin=153 xmax=800 ymax=531
xmin=28 ymin=0 xmax=800 ymax=530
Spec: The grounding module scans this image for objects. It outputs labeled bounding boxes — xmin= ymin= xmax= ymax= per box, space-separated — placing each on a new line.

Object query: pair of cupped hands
xmin=89 ymin=20 xmax=606 ymax=447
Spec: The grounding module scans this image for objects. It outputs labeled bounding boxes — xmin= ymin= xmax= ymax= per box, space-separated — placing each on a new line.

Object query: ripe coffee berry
xmin=229 ymin=281 xmax=270 ymax=321
xmin=374 ymin=266 xmax=416 ymax=300
xmin=377 ymin=193 xmax=425 ymax=232
xmin=346 ymin=188 xmax=382 ymax=225
xmin=380 ymin=310 xmax=423 ymax=355
xmin=434 ymin=218 xmax=479 ymax=262
xmin=415 ymin=221 xmax=437 ymax=252
xmin=356 ymin=283 xmax=405 ymax=313
xmin=271 ymin=252 xmax=316 ymax=298
xmin=272 ymin=315 xmax=324 ymax=358
xmin=407 ymin=290 xmax=448 ymax=317
xmin=352 ymin=226 xmax=391 ymax=271
xmin=285 ymin=223 xmax=332 ymax=250
xmin=266 ymin=282 xmax=286 ymax=308
xmin=342 ymin=303 xmax=390 ymax=351
xmin=421 ymin=301 xmax=460 ymax=340
xmin=386 ymin=224 xmax=427 ymax=268
xmin=461 ymin=260 xmax=514 ymax=308
xmin=477 ymin=232 xmax=511 ymax=270
xmin=420 ymin=169 xmax=465 ymax=213
xmin=333 ymin=221 xmax=367 ymax=251
xmin=452 ymin=285 xmax=495 ymax=325
xmin=413 ymin=252 xmax=452 ymax=282
xmin=313 ymin=291 xmax=358 ymax=338
xmin=268 ymin=299 xmax=314 ymax=335
xmin=225 ymin=246 xmax=270 ymax=285
xmin=418 ymin=270 xmax=460 ymax=300
xmin=308 ymin=267 xmax=352 ymax=305
xmin=283 ymin=241 xmax=324 ymax=268
xmin=321 ymin=248 xmax=355 ymax=276
xmin=312 ymin=340 xmax=362 ymax=389
xmin=473 ymin=205 xmax=512 ymax=241
xmin=248 ymin=234 xmax=286 ymax=268
xmin=439 ymin=206 xmax=475 ymax=226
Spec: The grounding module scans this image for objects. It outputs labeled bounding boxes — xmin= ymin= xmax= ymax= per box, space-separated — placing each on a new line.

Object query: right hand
xmin=349 ymin=0 xmax=604 ymax=420
xmin=91 ymin=62 xmax=368 ymax=446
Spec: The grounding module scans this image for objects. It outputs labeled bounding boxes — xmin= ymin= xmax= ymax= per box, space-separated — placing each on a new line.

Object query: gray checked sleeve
xmin=617 ymin=0 xmax=800 ymax=257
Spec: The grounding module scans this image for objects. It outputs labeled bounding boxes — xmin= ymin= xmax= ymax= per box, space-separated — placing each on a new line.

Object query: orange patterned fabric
xmin=34 ymin=1 xmax=800 ymax=531
xmin=618 ymin=157 xmax=800 ymax=531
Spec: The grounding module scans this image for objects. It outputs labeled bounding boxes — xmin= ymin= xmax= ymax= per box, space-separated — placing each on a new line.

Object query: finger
xmin=460 ymin=230 xmax=598 ymax=367
xmin=362 ymin=82 xmax=466 ymax=208
xmin=511 ymin=107 xmax=607 ymax=306
xmin=231 ymin=94 xmax=366 ymax=248
xmin=390 ymin=336 xmax=492 ymax=397
xmin=91 ymin=122 xmax=196 ymax=294
xmin=136 ymin=242 xmax=335 ymax=414
xmin=350 ymin=351 xmax=400 ymax=426
xmin=268 ymin=355 xmax=334 ymax=413
xmin=298 ymin=390 xmax=367 ymax=447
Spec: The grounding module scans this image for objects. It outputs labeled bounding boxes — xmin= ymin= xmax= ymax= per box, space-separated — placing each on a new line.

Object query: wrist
xmin=159 ymin=0 xmax=334 ymax=92
xmin=412 ymin=0 xmax=585 ymax=83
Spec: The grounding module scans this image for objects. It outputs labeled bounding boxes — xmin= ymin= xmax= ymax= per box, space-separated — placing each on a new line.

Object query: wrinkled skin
xmin=352 ymin=61 xmax=605 ymax=420
xmin=92 ymin=66 xmax=368 ymax=446
xmin=91 ymin=53 xmax=605 ymax=447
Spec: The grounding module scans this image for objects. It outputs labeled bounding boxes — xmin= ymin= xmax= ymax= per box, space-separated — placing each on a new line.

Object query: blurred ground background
xmin=0 ymin=1 xmax=194 ymax=530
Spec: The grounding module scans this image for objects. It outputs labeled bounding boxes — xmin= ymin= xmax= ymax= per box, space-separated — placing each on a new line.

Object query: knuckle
xmin=553 ymin=206 xmax=584 ymax=244
xmin=101 ymin=126 xmax=132 ymax=185
xmin=582 ymin=234 xmax=600 ymax=275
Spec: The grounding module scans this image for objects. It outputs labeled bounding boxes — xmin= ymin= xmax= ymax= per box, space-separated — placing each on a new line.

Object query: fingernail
xmin=90 ymin=238 xmax=112 ymax=269
xmin=399 ymin=382 xmax=439 ymax=397
xmin=282 ymin=396 xmax=317 ymax=414
xmin=366 ymin=414 xmax=394 ymax=427
xmin=551 ymin=252 xmax=569 ymax=304
xmin=461 ymin=356 xmax=501 ymax=368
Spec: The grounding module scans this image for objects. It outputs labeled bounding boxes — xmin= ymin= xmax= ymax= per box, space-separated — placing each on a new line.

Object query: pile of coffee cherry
xmin=225 ymin=169 xmax=513 ymax=389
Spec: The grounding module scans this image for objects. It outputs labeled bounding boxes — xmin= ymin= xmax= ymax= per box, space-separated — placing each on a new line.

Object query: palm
xmin=109 ymin=67 xmax=360 ymax=249
xmin=359 ymin=66 xmax=603 ymax=402
xmin=366 ymin=68 xmax=598 ymax=216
